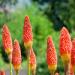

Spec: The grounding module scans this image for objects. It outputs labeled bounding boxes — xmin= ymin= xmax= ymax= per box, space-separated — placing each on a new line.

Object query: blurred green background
xmin=0 ymin=0 xmax=75 ymax=75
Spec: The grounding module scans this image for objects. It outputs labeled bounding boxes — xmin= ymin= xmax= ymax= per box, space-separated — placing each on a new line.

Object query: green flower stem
xmin=10 ymin=61 xmax=12 ymax=75
xmin=27 ymin=50 xmax=31 ymax=75
xmin=51 ymin=71 xmax=54 ymax=75
xmin=16 ymin=70 xmax=19 ymax=75
xmin=64 ymin=62 xmax=70 ymax=75
xmin=32 ymin=70 xmax=36 ymax=75
xmin=8 ymin=53 xmax=12 ymax=75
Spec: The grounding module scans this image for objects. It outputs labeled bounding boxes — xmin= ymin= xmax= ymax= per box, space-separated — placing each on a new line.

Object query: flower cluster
xmin=1 ymin=16 xmax=75 ymax=75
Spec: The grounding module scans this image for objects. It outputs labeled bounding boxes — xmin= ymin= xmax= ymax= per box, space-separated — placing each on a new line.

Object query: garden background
xmin=0 ymin=0 xmax=75 ymax=75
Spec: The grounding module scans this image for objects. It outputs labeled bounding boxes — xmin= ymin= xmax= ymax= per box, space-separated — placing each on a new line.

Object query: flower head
xmin=12 ymin=39 xmax=21 ymax=71
xmin=2 ymin=25 xmax=13 ymax=55
xmin=29 ymin=48 xmax=36 ymax=71
xmin=59 ymin=27 xmax=72 ymax=63
xmin=23 ymin=16 xmax=33 ymax=49
xmin=47 ymin=36 xmax=57 ymax=73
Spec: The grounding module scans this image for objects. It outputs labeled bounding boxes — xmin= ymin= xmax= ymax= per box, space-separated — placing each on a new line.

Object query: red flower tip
xmin=71 ymin=39 xmax=75 ymax=71
xmin=12 ymin=39 xmax=21 ymax=71
xmin=47 ymin=36 xmax=57 ymax=72
xmin=59 ymin=27 xmax=72 ymax=63
xmin=2 ymin=24 xmax=13 ymax=55
xmin=23 ymin=16 xmax=33 ymax=49
xmin=29 ymin=48 xmax=36 ymax=71
xmin=0 ymin=70 xmax=5 ymax=75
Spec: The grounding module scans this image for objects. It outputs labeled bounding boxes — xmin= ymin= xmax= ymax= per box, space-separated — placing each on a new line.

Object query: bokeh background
xmin=0 ymin=0 xmax=75 ymax=75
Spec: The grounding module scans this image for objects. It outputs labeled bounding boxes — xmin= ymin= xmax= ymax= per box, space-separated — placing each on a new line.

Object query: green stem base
xmin=10 ymin=62 xmax=12 ymax=75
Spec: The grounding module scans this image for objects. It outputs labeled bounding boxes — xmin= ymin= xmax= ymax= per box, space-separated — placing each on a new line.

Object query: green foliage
xmin=32 ymin=0 xmax=75 ymax=31
xmin=0 ymin=5 xmax=54 ymax=74
xmin=0 ymin=4 xmax=74 ymax=75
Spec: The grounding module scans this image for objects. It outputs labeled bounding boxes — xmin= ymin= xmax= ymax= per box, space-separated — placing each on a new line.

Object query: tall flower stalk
xmin=29 ymin=48 xmax=36 ymax=75
xmin=2 ymin=25 xmax=13 ymax=75
xmin=23 ymin=16 xmax=33 ymax=75
xmin=12 ymin=40 xmax=21 ymax=75
xmin=59 ymin=27 xmax=72 ymax=75
xmin=46 ymin=36 xmax=57 ymax=75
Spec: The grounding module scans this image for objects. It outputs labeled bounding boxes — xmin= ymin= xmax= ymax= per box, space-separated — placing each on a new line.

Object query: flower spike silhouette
xmin=23 ymin=16 xmax=33 ymax=50
xmin=59 ymin=27 xmax=72 ymax=63
xmin=47 ymin=36 xmax=57 ymax=75
xmin=59 ymin=27 xmax=72 ymax=75
xmin=23 ymin=16 xmax=33 ymax=75
xmin=2 ymin=25 xmax=13 ymax=55
xmin=29 ymin=48 xmax=36 ymax=75
xmin=12 ymin=39 xmax=21 ymax=75
xmin=2 ymin=24 xmax=13 ymax=75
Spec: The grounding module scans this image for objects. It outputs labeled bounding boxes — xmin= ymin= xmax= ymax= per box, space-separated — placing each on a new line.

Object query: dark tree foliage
xmin=32 ymin=0 xmax=75 ymax=32
xmin=33 ymin=0 xmax=68 ymax=5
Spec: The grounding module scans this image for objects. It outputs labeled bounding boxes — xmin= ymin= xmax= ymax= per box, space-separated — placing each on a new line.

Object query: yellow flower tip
xmin=24 ymin=41 xmax=33 ymax=50
xmin=61 ymin=53 xmax=71 ymax=64
xmin=30 ymin=64 xmax=36 ymax=71
xmin=72 ymin=65 xmax=75 ymax=72
xmin=48 ymin=64 xmax=57 ymax=73
xmin=14 ymin=39 xmax=18 ymax=43
xmin=5 ymin=48 xmax=12 ymax=55
xmin=13 ymin=64 xmax=21 ymax=71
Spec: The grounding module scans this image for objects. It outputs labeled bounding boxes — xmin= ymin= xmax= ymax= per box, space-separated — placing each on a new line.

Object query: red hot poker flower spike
xmin=47 ymin=36 xmax=57 ymax=73
xmin=71 ymin=39 xmax=75 ymax=72
xmin=59 ymin=27 xmax=72 ymax=63
xmin=29 ymin=48 xmax=36 ymax=72
xmin=23 ymin=16 xmax=33 ymax=49
xmin=12 ymin=39 xmax=21 ymax=71
xmin=2 ymin=25 xmax=13 ymax=55
xmin=0 ymin=70 xmax=5 ymax=75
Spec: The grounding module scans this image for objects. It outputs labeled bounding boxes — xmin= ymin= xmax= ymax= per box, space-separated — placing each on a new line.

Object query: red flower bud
xmin=2 ymin=25 xmax=13 ymax=55
xmin=12 ymin=40 xmax=21 ymax=71
xmin=47 ymin=36 xmax=57 ymax=73
xmin=59 ymin=27 xmax=72 ymax=63
xmin=23 ymin=16 xmax=33 ymax=49
xmin=29 ymin=48 xmax=36 ymax=71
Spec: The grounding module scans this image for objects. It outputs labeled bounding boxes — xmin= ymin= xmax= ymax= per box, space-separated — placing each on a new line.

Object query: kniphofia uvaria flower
xmin=12 ymin=39 xmax=21 ymax=75
xmin=47 ymin=36 xmax=57 ymax=75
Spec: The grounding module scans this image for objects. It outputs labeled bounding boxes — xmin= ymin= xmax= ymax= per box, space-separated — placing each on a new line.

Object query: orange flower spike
xmin=0 ymin=70 xmax=5 ymax=75
xmin=12 ymin=40 xmax=21 ymax=71
xmin=59 ymin=27 xmax=72 ymax=63
xmin=2 ymin=25 xmax=13 ymax=55
xmin=71 ymin=39 xmax=75 ymax=72
xmin=23 ymin=16 xmax=33 ymax=49
xmin=47 ymin=36 xmax=57 ymax=74
xmin=29 ymin=48 xmax=36 ymax=72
